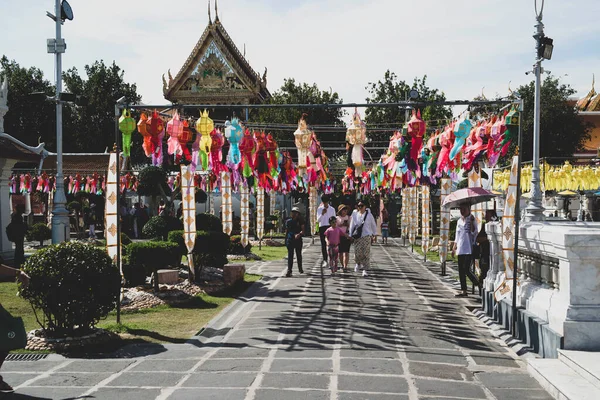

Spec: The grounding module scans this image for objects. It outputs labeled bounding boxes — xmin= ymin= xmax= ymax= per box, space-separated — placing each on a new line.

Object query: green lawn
xmin=0 ymin=274 xmax=262 ymax=348
xmin=250 ymin=245 xmax=287 ymax=262
xmin=413 ymin=246 xmax=457 ymax=263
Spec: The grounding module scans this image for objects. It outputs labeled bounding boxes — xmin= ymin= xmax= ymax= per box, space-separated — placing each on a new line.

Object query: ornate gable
xmin=163 ymin=18 xmax=270 ymax=105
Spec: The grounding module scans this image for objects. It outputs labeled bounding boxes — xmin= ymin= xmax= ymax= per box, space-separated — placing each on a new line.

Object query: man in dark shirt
xmin=285 ymin=207 xmax=305 ymax=277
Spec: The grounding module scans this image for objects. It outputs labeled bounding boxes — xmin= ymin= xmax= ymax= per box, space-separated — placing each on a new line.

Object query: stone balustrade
xmin=517 ymin=249 xmax=560 ymax=290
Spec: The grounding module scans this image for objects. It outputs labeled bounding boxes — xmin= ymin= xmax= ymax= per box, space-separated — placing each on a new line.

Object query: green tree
xmin=0 ymin=56 xmax=56 ymax=149
xmin=62 ymin=60 xmax=142 ymax=156
xmin=254 ymin=78 xmax=346 ymax=154
xmin=365 ymin=72 xmax=453 ymax=141
xmin=515 ymin=76 xmax=592 ymax=163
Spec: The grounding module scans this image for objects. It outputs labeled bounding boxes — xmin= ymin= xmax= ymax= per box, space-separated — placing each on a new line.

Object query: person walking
xmin=0 ymin=261 xmax=30 ymax=393
xmin=5 ymin=205 xmax=27 ymax=267
xmin=336 ymin=204 xmax=351 ymax=271
xmin=380 ymin=217 xmax=389 ymax=245
xmin=349 ymin=200 xmax=377 ymax=277
xmin=455 ymin=203 xmax=480 ymax=297
xmin=85 ymin=204 xmax=97 ymax=240
xmin=325 ymin=216 xmax=347 ymax=274
xmin=285 ymin=207 xmax=305 ymax=277
xmin=316 ymin=195 xmax=336 ymax=267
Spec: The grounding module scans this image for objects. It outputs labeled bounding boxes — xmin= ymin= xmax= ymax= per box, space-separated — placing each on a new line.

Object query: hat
xmin=337 ymin=204 xmax=348 ymax=214
xmin=291 ymin=206 xmax=301 ymax=213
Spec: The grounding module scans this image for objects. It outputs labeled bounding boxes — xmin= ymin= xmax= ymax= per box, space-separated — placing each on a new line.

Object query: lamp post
xmin=47 ymin=0 xmax=74 ymax=243
xmin=524 ymin=0 xmax=553 ymax=222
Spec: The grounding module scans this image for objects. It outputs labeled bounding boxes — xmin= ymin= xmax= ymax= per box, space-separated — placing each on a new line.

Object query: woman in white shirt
xmin=454 ymin=203 xmax=480 ymax=297
xmin=349 ymin=200 xmax=377 ymax=277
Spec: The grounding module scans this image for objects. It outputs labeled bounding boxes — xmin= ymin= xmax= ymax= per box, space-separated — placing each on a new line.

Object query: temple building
xmin=162 ymin=1 xmax=270 ymax=119
xmin=573 ymin=76 xmax=600 ymax=158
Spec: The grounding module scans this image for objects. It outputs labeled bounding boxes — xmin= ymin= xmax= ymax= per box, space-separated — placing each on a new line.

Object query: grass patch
xmin=0 ymin=273 xmax=263 ymax=349
xmin=250 ymin=245 xmax=287 ymax=262
xmin=413 ymin=247 xmax=456 ymax=263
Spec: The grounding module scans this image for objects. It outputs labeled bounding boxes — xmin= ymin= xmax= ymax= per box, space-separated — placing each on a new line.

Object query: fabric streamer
xmin=256 ymin=187 xmax=265 ymax=240
xmin=439 ymin=178 xmax=451 ymax=265
xmin=240 ymin=184 xmax=250 ymax=246
xmin=180 ymin=165 xmax=196 ymax=281
xmin=221 ymin=171 xmax=232 ymax=235
xmin=421 ymin=185 xmax=431 ymax=254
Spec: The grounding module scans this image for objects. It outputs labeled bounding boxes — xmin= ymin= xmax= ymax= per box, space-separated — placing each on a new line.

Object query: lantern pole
xmin=512 ymin=98 xmax=524 ymax=337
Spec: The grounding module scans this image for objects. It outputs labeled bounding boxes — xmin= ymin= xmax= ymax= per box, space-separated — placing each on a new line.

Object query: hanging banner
xmin=468 ymin=165 xmax=484 ymax=275
xmin=421 ymin=185 xmax=431 ymax=253
xmin=181 ymin=165 xmax=196 ymax=279
xmin=105 ymin=152 xmax=120 ymax=270
xmin=209 ymin=192 xmax=215 ymax=216
xmin=221 ymin=171 xmax=232 ymax=235
xmin=439 ymin=178 xmax=451 ymax=265
xmin=270 ymin=190 xmax=276 ymax=233
xmin=309 ymin=186 xmax=318 ymax=236
xmin=413 ymin=186 xmax=420 ymax=245
xmin=408 ymin=187 xmax=416 ymax=246
xmin=256 ymin=187 xmax=265 ymax=240
xmin=401 ymin=188 xmax=408 ymax=239
xmin=495 ymin=155 xmax=519 ymax=301
xmin=240 ymin=185 xmax=250 ymax=246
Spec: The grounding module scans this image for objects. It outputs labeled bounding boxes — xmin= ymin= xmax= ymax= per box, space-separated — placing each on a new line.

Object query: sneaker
xmin=362 ymin=270 xmax=368 ymax=277
xmin=0 ymin=380 xmax=14 ymax=393
xmin=322 ymin=260 xmax=328 ymax=267
xmin=354 ymin=264 xmax=359 ymax=272
xmin=285 ymin=271 xmax=292 ymax=277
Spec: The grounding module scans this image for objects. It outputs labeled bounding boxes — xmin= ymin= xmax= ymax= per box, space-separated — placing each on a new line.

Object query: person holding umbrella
xmin=454 ymin=203 xmax=480 ymax=297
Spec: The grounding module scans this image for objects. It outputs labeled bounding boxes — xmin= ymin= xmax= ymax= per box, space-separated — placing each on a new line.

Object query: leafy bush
xmin=26 ymin=223 xmax=51 ymax=246
xmin=196 ymin=213 xmax=222 ymax=232
xmin=228 ymin=235 xmax=252 ymax=255
xmin=67 ymin=201 xmax=81 ymax=211
xmin=127 ymin=241 xmax=180 ymax=291
xmin=20 ymin=242 xmax=120 ymax=337
xmin=193 ymin=230 xmax=230 ymax=273
xmin=142 ymin=216 xmax=183 ymax=240
xmin=122 ymin=263 xmax=146 ymax=287
xmin=137 ymin=166 xmax=172 ymax=196
xmin=167 ymin=230 xmax=186 ymax=256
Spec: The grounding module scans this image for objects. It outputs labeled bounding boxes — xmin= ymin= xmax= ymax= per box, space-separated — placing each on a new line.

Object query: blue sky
xmin=1 ymin=0 xmax=599 ymax=117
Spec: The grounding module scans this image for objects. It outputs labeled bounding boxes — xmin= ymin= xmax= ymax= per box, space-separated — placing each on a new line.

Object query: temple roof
xmin=576 ymin=75 xmax=600 ymax=112
xmin=41 ymin=153 xmax=110 ymax=174
xmin=163 ymin=16 xmax=270 ymax=105
xmin=0 ymin=133 xmax=47 ymax=163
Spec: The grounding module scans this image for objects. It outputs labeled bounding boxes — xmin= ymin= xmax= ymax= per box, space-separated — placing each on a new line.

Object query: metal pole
xmin=51 ymin=0 xmax=70 ymax=243
xmin=115 ymin=103 xmax=122 ymax=325
xmin=524 ymin=9 xmax=545 ymax=222
xmin=512 ymin=99 xmax=524 ymax=337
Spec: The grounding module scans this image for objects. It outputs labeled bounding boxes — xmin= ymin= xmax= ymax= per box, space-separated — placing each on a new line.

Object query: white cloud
xmin=1 ymin=0 xmax=599 ymax=116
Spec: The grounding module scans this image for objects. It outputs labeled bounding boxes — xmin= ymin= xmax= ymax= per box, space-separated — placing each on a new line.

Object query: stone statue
xmin=262 ymin=67 xmax=268 ymax=87
xmin=162 ymin=74 xmax=168 ymax=94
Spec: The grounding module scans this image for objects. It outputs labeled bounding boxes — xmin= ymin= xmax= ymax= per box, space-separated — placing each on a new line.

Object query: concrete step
xmin=528 ymin=358 xmax=600 ymax=400
xmin=558 ymin=350 xmax=600 ymax=389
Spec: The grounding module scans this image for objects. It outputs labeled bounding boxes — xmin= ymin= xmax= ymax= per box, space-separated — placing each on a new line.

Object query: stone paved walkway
xmin=4 ymin=239 xmax=553 ymax=399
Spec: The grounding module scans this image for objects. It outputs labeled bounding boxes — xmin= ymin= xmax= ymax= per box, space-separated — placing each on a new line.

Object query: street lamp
xmin=524 ymin=0 xmax=553 ymax=222
xmin=47 ymin=0 xmax=74 ymax=243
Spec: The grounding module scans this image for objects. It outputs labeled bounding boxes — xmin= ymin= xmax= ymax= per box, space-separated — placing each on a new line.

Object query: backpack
xmin=5 ymin=222 xmax=16 ymax=242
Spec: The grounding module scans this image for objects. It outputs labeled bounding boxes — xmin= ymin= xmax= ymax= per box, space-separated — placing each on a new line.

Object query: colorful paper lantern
xmin=118 ymin=109 xmax=136 ymax=157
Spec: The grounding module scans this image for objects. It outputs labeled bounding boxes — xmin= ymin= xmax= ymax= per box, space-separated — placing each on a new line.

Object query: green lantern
xmin=119 ymin=109 xmax=136 ymax=157
xmin=505 ymin=105 xmax=520 ymax=126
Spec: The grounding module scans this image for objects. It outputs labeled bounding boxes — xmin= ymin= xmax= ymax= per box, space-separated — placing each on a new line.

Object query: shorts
xmin=381 ymin=228 xmax=389 ymax=238
xmin=339 ymin=236 xmax=351 ymax=253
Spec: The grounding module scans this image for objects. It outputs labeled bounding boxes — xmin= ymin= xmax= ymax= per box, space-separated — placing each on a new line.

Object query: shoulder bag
xmin=0 ymin=305 xmax=27 ymax=352
xmin=351 ymin=210 xmax=369 ymax=240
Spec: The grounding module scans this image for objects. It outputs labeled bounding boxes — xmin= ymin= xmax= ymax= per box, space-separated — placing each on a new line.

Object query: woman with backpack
xmin=5 ymin=205 xmax=27 ymax=267
xmin=349 ymin=200 xmax=377 ymax=277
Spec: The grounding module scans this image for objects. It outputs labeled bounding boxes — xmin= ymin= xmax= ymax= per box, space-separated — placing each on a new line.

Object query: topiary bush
xmin=142 ymin=216 xmax=182 ymax=240
xmin=26 ymin=223 xmax=52 ymax=247
xmin=167 ymin=230 xmax=186 ymax=256
xmin=121 ymin=232 xmax=132 ymax=246
xmin=193 ymin=230 xmax=230 ymax=275
xmin=228 ymin=235 xmax=252 ymax=255
xmin=122 ymin=263 xmax=146 ymax=287
xmin=196 ymin=213 xmax=222 ymax=232
xmin=20 ymin=242 xmax=120 ymax=337
xmin=127 ymin=241 xmax=181 ymax=291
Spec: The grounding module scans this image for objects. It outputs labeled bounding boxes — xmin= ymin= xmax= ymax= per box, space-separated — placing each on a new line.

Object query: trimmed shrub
xmin=193 ymin=230 xmax=230 ymax=273
xmin=122 ymin=263 xmax=146 ymax=287
xmin=26 ymin=223 xmax=51 ymax=246
xmin=228 ymin=235 xmax=252 ymax=255
xmin=127 ymin=241 xmax=180 ymax=291
xmin=137 ymin=166 xmax=172 ymax=196
xmin=196 ymin=213 xmax=222 ymax=232
xmin=167 ymin=230 xmax=186 ymax=256
xmin=20 ymin=242 xmax=120 ymax=337
xmin=121 ymin=232 xmax=132 ymax=246
xmin=142 ymin=216 xmax=183 ymax=240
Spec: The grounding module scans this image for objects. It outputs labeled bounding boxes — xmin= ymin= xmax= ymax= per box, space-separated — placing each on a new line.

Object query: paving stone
xmin=196 ymin=358 xmax=264 ymax=372
xmin=254 ymin=389 xmax=330 ymax=400
xmin=338 ymin=375 xmax=408 ymax=393
xmin=90 ymin=388 xmax=162 ymax=399
xmin=168 ymin=388 xmax=248 ymax=399
xmin=182 ymin=372 xmax=257 ymax=388
xmin=55 ymin=359 xmax=135 ymax=373
xmin=471 ymin=354 xmax=520 ymax=368
xmin=340 ymin=349 xmax=399 ymax=359
xmin=146 ymin=348 xmax=211 ymax=360
xmin=12 ymin=387 xmax=88 ymax=399
xmin=415 ymin=379 xmax=487 ymax=399
xmin=31 ymin=372 xmax=113 ymax=387
xmin=261 ymin=372 xmax=329 ymax=389
xmin=486 ymin=388 xmax=555 ymax=400
xmin=212 ymin=348 xmax=271 ymax=359
xmin=274 ymin=349 xmax=333 ymax=359
xmin=3 ymin=361 xmax=68 ymax=372
xmin=338 ymin=393 xmax=408 ymax=400
xmin=228 ymin=328 xmax=282 ymax=338
xmin=270 ymin=358 xmax=332 ymax=372
xmin=128 ymin=359 xmax=199 ymax=372
xmin=405 ymin=349 xmax=468 ymax=365
xmin=476 ymin=372 xmax=546 ymax=389
xmin=106 ymin=372 xmax=184 ymax=387
xmin=1 ymin=373 xmax=40 ymax=386
xmin=409 ymin=361 xmax=473 ymax=381
xmin=340 ymin=358 xmax=404 ymax=375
